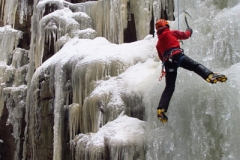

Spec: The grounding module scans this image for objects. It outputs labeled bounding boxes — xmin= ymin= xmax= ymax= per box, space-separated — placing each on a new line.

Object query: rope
xmin=177 ymin=0 xmax=180 ymax=30
xmin=177 ymin=0 xmax=183 ymax=45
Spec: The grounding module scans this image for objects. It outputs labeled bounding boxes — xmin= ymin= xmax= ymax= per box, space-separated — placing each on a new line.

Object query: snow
xmin=38 ymin=35 xmax=156 ymax=71
xmin=73 ymin=115 xmax=146 ymax=159
xmin=41 ymin=8 xmax=79 ymax=27
xmin=37 ymin=0 xmax=66 ymax=9
xmin=86 ymin=115 xmax=145 ymax=146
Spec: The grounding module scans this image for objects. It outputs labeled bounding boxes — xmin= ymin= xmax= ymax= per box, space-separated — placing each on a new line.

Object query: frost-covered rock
xmin=72 ymin=115 xmax=146 ymax=160
xmin=24 ymin=36 xmax=155 ymax=159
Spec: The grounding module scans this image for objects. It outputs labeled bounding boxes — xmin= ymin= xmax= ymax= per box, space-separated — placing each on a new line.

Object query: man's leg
xmin=177 ymin=54 xmax=227 ymax=83
xmin=178 ymin=55 xmax=212 ymax=79
xmin=157 ymin=71 xmax=177 ymax=112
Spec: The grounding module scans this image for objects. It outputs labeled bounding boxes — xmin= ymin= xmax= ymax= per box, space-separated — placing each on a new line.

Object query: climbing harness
xmin=160 ymin=48 xmax=184 ymax=75
xmin=163 ymin=48 xmax=183 ymax=63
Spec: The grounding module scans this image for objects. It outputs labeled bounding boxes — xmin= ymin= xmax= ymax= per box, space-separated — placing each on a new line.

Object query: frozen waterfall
xmin=145 ymin=1 xmax=240 ymax=160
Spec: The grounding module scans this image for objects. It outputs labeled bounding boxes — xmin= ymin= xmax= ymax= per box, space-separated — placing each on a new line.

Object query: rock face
xmin=0 ymin=0 xmax=173 ymax=160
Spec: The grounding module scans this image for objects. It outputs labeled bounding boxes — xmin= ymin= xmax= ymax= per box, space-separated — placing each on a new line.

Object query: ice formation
xmin=0 ymin=0 xmax=31 ymax=26
xmin=0 ymin=25 xmax=22 ymax=63
xmin=34 ymin=1 xmax=96 ymax=67
xmin=72 ymin=115 xmax=146 ymax=159
xmin=24 ymin=36 xmax=156 ymax=159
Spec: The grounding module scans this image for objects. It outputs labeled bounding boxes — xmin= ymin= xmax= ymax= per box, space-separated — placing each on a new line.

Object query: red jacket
xmin=156 ymin=28 xmax=191 ymax=61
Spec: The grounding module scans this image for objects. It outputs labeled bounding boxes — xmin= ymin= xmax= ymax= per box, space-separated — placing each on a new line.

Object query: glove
xmin=187 ymin=27 xmax=193 ymax=37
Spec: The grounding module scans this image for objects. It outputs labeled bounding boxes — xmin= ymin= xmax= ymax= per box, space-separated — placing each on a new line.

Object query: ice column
xmin=0 ymin=26 xmax=22 ymax=63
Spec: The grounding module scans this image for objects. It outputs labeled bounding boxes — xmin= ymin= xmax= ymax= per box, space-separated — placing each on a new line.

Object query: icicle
xmin=46 ymin=30 xmax=49 ymax=45
xmin=0 ymin=0 xmax=5 ymax=20
xmin=67 ymin=103 xmax=81 ymax=140
xmin=3 ymin=0 xmax=18 ymax=27
xmin=0 ymin=25 xmax=22 ymax=63
xmin=48 ymin=30 xmax=51 ymax=50
xmin=19 ymin=0 xmax=30 ymax=24
xmin=52 ymin=64 xmax=66 ymax=160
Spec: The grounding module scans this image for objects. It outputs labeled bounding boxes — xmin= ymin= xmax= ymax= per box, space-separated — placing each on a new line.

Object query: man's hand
xmin=187 ymin=27 xmax=193 ymax=37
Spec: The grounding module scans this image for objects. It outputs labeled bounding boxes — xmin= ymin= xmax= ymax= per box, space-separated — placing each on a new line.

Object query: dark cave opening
xmin=149 ymin=10 xmax=155 ymax=37
xmin=123 ymin=14 xmax=137 ymax=43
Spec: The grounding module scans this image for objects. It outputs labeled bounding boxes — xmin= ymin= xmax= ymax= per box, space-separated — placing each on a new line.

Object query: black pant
xmin=157 ymin=53 xmax=213 ymax=112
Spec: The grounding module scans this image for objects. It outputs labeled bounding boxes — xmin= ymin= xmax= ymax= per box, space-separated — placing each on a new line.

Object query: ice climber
xmin=155 ymin=19 xmax=227 ymax=123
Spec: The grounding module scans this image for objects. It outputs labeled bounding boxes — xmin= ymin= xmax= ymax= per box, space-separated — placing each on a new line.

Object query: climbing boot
xmin=206 ymin=73 xmax=227 ymax=84
xmin=157 ymin=109 xmax=168 ymax=123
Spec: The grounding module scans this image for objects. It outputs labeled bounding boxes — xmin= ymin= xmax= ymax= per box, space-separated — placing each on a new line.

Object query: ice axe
xmin=183 ymin=10 xmax=192 ymax=28
xmin=179 ymin=11 xmax=192 ymax=45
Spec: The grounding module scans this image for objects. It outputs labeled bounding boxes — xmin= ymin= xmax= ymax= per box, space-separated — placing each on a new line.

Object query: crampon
xmin=157 ymin=109 xmax=168 ymax=123
xmin=206 ymin=73 xmax=227 ymax=84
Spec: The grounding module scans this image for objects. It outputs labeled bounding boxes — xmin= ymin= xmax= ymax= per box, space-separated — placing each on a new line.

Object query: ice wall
xmin=1 ymin=0 xmax=174 ymax=159
xmin=4 ymin=0 xmax=174 ymax=68
xmin=71 ymin=0 xmax=174 ymax=43
xmin=145 ymin=1 xmax=240 ymax=160
xmin=171 ymin=0 xmax=240 ymax=68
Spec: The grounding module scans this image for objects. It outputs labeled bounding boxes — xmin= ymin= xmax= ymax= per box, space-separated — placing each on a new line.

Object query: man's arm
xmin=172 ymin=28 xmax=192 ymax=40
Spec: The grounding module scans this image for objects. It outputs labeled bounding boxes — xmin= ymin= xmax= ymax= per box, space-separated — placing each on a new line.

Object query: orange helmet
xmin=155 ymin=19 xmax=169 ymax=30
